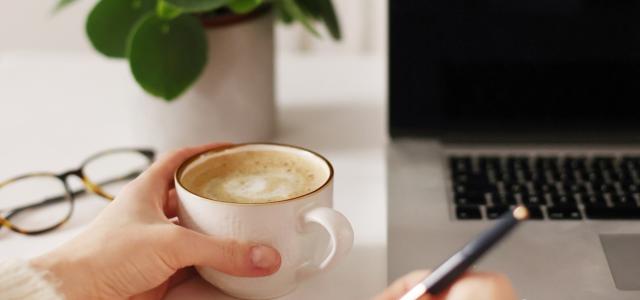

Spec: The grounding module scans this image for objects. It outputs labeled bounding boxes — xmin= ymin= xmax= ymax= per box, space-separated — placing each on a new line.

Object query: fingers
xmin=374 ymin=270 xmax=431 ymax=300
xmin=375 ymin=271 xmax=516 ymax=300
xmin=442 ymin=272 xmax=517 ymax=300
xmin=162 ymin=226 xmax=281 ymax=277
xmin=167 ymin=267 xmax=197 ymax=290
xmin=130 ymin=281 xmax=170 ymax=300
xmin=129 ymin=268 xmax=196 ymax=300
xmin=164 ymin=188 xmax=179 ymax=219
xmin=141 ymin=143 xmax=232 ymax=191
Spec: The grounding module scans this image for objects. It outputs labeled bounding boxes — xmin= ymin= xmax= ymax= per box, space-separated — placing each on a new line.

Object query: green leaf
xmin=54 ymin=0 xmax=79 ymax=11
xmin=86 ymin=0 xmax=155 ymax=58
xmin=281 ymin=0 xmax=318 ymax=36
xmin=156 ymin=0 xmax=183 ymax=19
xmin=163 ymin=0 xmax=231 ymax=13
xmin=228 ymin=0 xmax=262 ymax=14
xmin=274 ymin=1 xmax=293 ymax=24
xmin=295 ymin=0 xmax=322 ymax=19
xmin=127 ymin=14 xmax=207 ymax=100
xmin=316 ymin=0 xmax=341 ymax=40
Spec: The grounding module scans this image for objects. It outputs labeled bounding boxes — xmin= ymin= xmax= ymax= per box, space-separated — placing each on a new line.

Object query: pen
xmin=399 ymin=206 xmax=529 ymax=300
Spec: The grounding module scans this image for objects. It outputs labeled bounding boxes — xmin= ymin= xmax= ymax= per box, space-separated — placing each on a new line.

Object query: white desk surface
xmin=0 ymin=53 xmax=388 ymax=300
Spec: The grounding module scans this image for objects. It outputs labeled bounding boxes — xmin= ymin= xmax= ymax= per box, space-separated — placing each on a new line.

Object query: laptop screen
xmin=389 ymin=1 xmax=640 ymax=139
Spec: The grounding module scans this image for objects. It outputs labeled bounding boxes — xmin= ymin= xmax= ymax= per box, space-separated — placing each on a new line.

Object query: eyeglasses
xmin=0 ymin=148 xmax=155 ymax=235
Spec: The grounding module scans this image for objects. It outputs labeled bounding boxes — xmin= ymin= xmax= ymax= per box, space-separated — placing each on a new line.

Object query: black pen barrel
xmin=461 ymin=212 xmax=518 ymax=261
xmin=424 ymin=209 xmax=521 ymax=295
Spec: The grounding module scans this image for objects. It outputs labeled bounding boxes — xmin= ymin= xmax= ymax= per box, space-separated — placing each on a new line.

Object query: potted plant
xmin=57 ymin=0 xmax=340 ymax=150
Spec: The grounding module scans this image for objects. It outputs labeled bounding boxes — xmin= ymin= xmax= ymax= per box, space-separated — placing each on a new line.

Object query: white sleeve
xmin=0 ymin=259 xmax=64 ymax=300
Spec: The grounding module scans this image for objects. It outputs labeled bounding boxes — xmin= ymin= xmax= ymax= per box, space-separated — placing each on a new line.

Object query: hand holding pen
xmin=374 ymin=206 xmax=526 ymax=300
xmin=375 ymin=270 xmax=517 ymax=300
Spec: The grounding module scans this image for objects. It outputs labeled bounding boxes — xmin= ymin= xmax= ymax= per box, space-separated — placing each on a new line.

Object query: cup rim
xmin=174 ymin=143 xmax=334 ymax=206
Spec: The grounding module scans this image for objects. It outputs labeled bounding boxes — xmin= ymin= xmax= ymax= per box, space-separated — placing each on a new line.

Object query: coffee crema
xmin=180 ymin=150 xmax=328 ymax=204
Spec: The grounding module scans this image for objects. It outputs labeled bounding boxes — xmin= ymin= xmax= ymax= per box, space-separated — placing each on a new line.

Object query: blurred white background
xmin=1 ymin=1 xmax=386 ymax=56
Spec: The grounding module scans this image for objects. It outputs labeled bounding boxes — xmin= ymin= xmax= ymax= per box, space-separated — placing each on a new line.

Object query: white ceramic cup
xmin=174 ymin=143 xmax=354 ymax=299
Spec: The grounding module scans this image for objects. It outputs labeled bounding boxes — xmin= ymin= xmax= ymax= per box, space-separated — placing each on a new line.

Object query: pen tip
xmin=513 ymin=206 xmax=529 ymax=220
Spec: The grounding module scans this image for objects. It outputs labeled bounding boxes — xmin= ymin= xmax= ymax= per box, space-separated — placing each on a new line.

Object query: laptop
xmin=387 ymin=1 xmax=640 ymax=299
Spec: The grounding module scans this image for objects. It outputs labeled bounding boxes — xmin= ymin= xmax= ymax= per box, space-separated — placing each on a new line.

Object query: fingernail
xmin=250 ymin=245 xmax=279 ymax=269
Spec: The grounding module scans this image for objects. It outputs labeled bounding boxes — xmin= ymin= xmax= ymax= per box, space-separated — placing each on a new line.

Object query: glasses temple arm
xmin=2 ymin=171 xmax=142 ymax=218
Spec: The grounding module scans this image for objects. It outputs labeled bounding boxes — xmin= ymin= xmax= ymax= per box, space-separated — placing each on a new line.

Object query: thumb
xmin=165 ymin=226 xmax=281 ymax=277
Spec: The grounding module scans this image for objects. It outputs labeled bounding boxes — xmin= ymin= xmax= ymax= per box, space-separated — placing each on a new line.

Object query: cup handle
xmin=297 ymin=207 xmax=354 ymax=279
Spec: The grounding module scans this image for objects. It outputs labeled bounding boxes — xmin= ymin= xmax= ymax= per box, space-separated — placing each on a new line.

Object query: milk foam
xmin=205 ymin=171 xmax=304 ymax=203
xmin=181 ymin=150 xmax=327 ymax=203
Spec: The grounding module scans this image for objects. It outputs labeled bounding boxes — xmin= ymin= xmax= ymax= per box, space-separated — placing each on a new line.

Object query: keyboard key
xmin=525 ymin=206 xmax=544 ymax=220
xmin=486 ymin=192 xmax=501 ymax=204
xmin=592 ymin=156 xmax=615 ymax=171
xmin=619 ymin=170 xmax=636 ymax=182
xmin=585 ymin=207 xmax=640 ymax=220
xmin=535 ymin=157 xmax=559 ymax=174
xmin=558 ymin=171 xmax=577 ymax=184
xmin=506 ymin=156 xmax=530 ymax=171
xmin=508 ymin=183 xmax=528 ymax=194
xmin=586 ymin=172 xmax=605 ymax=185
xmin=564 ymin=157 xmax=587 ymax=170
xmin=453 ymin=184 xmax=469 ymax=194
xmin=450 ymin=157 xmax=472 ymax=174
xmin=582 ymin=194 xmax=607 ymax=208
xmin=478 ymin=157 xmax=501 ymax=171
xmin=486 ymin=205 xmax=510 ymax=219
xmin=565 ymin=183 xmax=587 ymax=194
xmin=496 ymin=194 xmax=518 ymax=205
xmin=521 ymin=194 xmax=545 ymax=206
xmin=611 ymin=194 xmax=638 ymax=208
xmin=454 ymin=193 xmax=485 ymax=205
xmin=594 ymin=183 xmax=616 ymax=194
xmin=623 ymin=184 xmax=639 ymax=193
xmin=456 ymin=206 xmax=482 ymax=220
xmin=453 ymin=178 xmax=497 ymax=193
xmin=604 ymin=170 xmax=620 ymax=182
xmin=550 ymin=194 xmax=578 ymax=207
xmin=452 ymin=173 xmax=483 ymax=184
xmin=547 ymin=206 xmax=582 ymax=220
xmin=475 ymin=183 xmax=499 ymax=194
xmin=517 ymin=170 xmax=534 ymax=182
xmin=535 ymin=183 xmax=557 ymax=194
xmin=484 ymin=169 xmax=502 ymax=183
xmin=574 ymin=169 xmax=589 ymax=182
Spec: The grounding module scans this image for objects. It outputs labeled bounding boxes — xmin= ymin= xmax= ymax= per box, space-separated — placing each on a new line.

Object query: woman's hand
xmin=31 ymin=144 xmax=281 ymax=300
xmin=375 ymin=270 xmax=517 ymax=300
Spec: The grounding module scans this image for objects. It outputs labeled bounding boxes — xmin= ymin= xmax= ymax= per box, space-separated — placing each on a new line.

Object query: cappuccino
xmin=180 ymin=150 xmax=328 ymax=204
xmin=175 ymin=143 xmax=352 ymax=299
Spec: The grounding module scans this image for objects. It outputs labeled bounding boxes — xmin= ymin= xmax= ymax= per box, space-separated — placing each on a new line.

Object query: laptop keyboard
xmin=449 ymin=155 xmax=640 ymax=220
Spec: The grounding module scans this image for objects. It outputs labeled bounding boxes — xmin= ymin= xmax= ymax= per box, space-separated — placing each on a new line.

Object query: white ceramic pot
xmin=129 ymin=9 xmax=275 ymax=152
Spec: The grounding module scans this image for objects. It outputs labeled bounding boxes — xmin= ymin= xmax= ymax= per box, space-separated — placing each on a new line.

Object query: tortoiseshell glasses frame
xmin=0 ymin=148 xmax=155 ymax=235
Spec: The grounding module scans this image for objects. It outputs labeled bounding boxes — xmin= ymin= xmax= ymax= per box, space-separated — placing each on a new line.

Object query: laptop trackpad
xmin=600 ymin=234 xmax=640 ymax=290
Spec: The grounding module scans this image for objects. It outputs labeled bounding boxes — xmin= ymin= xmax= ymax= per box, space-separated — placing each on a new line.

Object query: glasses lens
xmin=0 ymin=175 xmax=72 ymax=233
xmin=82 ymin=150 xmax=152 ymax=198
